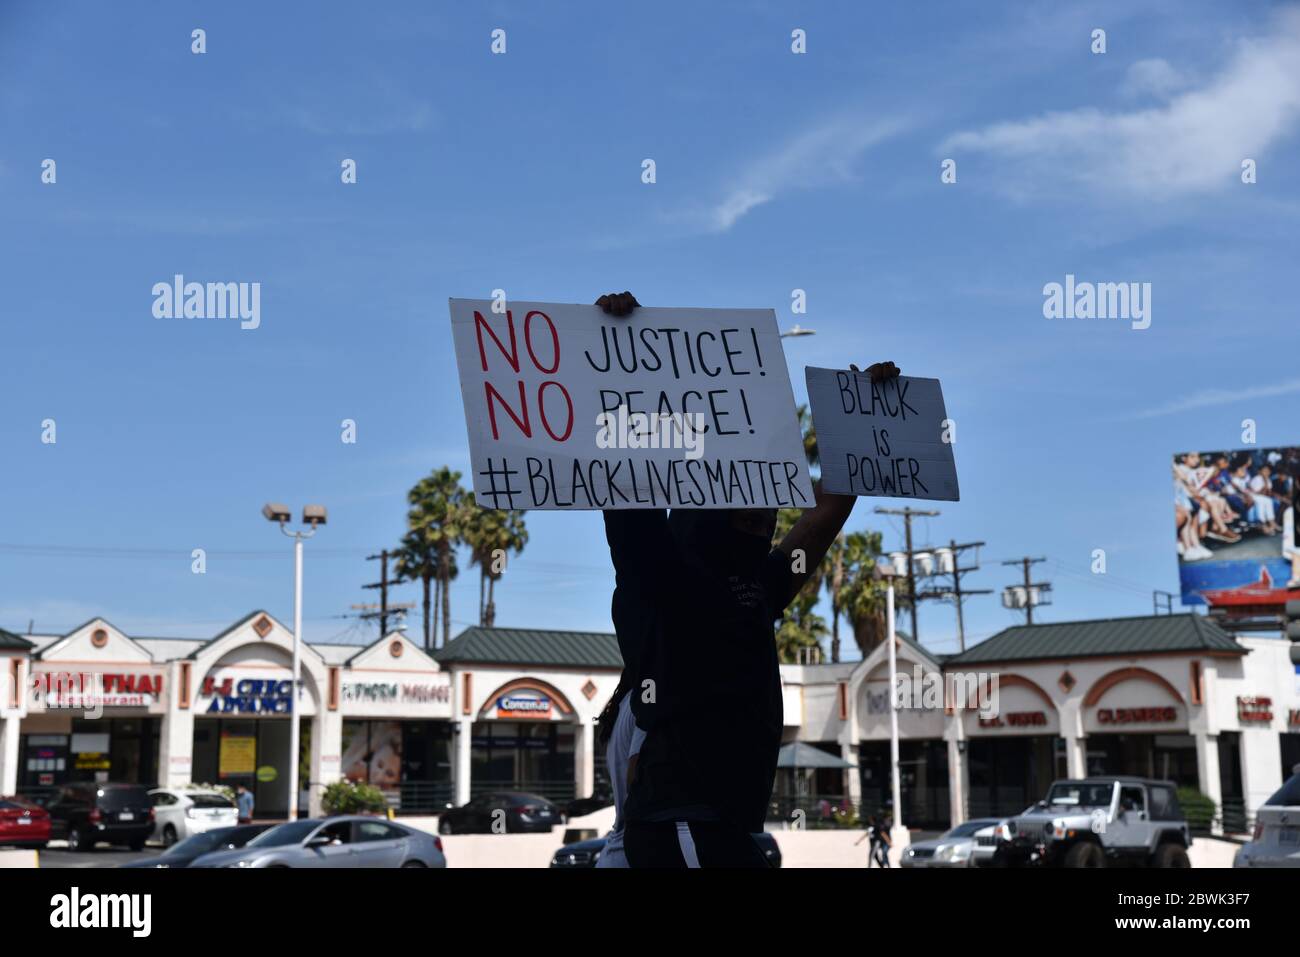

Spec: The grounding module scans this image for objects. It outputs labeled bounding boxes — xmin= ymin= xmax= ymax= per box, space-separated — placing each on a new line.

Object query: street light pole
xmin=263 ymin=503 xmax=326 ymax=822
xmin=290 ymin=532 xmax=304 ymax=822
xmin=886 ymin=576 xmax=904 ymax=849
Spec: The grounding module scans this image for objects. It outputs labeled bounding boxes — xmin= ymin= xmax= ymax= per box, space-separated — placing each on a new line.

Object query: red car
xmin=0 ymin=796 xmax=51 ymax=849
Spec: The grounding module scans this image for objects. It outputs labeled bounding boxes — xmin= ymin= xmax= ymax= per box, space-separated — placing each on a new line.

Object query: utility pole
xmin=916 ymin=539 xmax=993 ymax=652
xmin=363 ymin=550 xmax=392 ymax=636
xmin=1001 ymin=557 xmax=1051 ymax=625
xmin=875 ymin=506 xmax=939 ymax=642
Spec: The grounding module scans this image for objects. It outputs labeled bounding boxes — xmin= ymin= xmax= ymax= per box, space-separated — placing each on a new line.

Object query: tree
xmin=463 ymin=498 xmax=528 ymax=627
xmin=834 ymin=530 xmax=898 ymax=656
xmin=774 ymin=507 xmax=828 ymax=662
xmin=393 ymin=529 xmax=458 ymax=652
xmin=401 ymin=467 xmax=471 ymax=648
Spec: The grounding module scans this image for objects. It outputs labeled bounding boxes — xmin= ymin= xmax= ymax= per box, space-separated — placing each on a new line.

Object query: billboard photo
xmin=1173 ymin=446 xmax=1300 ymax=606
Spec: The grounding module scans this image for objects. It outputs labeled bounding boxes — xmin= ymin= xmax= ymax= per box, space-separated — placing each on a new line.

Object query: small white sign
xmin=805 ymin=367 xmax=959 ymax=501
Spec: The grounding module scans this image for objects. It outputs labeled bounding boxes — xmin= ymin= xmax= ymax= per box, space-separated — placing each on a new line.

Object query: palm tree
xmin=393 ymin=530 xmax=437 ymax=651
xmin=403 ymin=467 xmax=471 ymax=648
xmin=835 ymin=529 xmax=902 ymax=656
xmin=462 ymin=500 xmax=529 ymax=627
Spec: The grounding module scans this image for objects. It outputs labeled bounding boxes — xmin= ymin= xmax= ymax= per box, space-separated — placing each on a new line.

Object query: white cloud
xmin=1127 ymin=378 xmax=1300 ymax=419
xmin=1121 ymin=58 xmax=1193 ymax=99
xmin=942 ymin=9 xmax=1300 ymax=196
xmin=691 ymin=112 xmax=906 ymax=232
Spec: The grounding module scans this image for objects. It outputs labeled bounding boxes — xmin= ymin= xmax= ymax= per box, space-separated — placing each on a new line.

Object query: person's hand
xmin=850 ymin=361 xmax=900 ymax=383
xmin=595 ymin=291 xmax=640 ymax=316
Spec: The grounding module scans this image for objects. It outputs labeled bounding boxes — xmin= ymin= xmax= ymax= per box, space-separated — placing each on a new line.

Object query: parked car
xmin=120 ymin=823 xmax=273 ymax=868
xmin=46 ymin=782 xmax=154 ymax=851
xmin=439 ymin=792 xmax=562 ymax=834
xmin=550 ymin=832 xmax=782 ymax=867
xmin=901 ymin=818 xmax=1003 ymax=868
xmin=0 ymin=796 xmax=51 ymax=849
xmin=994 ymin=777 xmax=1191 ymax=868
xmin=149 ymin=788 xmax=238 ymax=846
xmin=1235 ymin=765 xmax=1300 ymax=867
xmin=563 ymin=790 xmax=614 ymax=820
xmin=190 ymin=815 xmax=446 ymax=868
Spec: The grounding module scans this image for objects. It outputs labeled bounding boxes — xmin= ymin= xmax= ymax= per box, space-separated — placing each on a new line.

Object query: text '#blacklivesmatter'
xmin=476 ymin=455 xmax=810 ymax=509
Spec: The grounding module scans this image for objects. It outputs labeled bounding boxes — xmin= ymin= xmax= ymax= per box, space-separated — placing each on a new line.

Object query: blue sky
xmin=3 ymin=0 xmax=1299 ymax=656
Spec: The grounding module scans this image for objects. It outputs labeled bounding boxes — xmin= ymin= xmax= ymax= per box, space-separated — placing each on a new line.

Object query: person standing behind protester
xmin=594 ymin=672 xmax=646 ymax=868
xmin=236 ymin=783 xmax=254 ymax=824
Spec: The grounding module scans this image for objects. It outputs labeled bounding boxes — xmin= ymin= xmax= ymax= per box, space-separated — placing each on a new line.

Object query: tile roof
xmin=945 ymin=613 xmax=1244 ymax=665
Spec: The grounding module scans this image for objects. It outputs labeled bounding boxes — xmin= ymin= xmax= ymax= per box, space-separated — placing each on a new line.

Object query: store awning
xmin=776 ymin=741 xmax=852 ymax=770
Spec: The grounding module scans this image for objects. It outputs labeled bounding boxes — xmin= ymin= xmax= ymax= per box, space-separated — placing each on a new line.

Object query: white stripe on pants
xmin=674 ymin=821 xmax=701 ymax=868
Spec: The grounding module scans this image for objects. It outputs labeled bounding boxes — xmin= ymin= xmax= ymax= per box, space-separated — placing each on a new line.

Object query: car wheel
xmin=1153 ymin=843 xmax=1191 ymax=868
xmin=1063 ymin=842 xmax=1105 ymax=868
xmin=401 ymin=860 xmax=426 ymax=868
xmin=162 ymin=824 xmax=178 ymax=847
xmin=128 ymin=839 xmax=146 ymax=852
xmin=438 ymin=819 xmax=453 ymax=835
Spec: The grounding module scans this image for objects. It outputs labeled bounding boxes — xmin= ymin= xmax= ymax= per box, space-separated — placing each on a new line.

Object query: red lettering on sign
xmin=474 ymin=310 xmax=520 ymax=373
xmin=485 ymin=380 xmax=532 ymax=439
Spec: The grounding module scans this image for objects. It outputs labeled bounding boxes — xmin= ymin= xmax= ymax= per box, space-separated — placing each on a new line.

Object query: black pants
xmin=869 ymin=839 xmax=890 ymax=867
xmin=624 ymin=820 xmax=772 ymax=868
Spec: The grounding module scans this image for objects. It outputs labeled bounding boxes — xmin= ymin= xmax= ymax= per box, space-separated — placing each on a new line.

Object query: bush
xmin=1177 ymin=787 xmax=1216 ymax=831
xmin=321 ymin=779 xmax=389 ymax=816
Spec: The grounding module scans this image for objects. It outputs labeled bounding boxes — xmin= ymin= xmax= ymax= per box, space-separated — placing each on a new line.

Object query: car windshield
xmin=188 ymin=793 xmax=234 ymax=809
xmin=246 ymin=820 xmax=320 ymax=847
xmin=166 ymin=830 xmax=229 ymax=856
xmin=945 ymin=820 xmax=997 ymax=838
xmin=1045 ymin=783 xmax=1113 ymax=808
xmin=97 ymin=787 xmax=150 ymax=810
xmin=1264 ymin=772 xmax=1300 ymax=808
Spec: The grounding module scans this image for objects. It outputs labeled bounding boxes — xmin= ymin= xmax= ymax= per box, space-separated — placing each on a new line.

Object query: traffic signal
xmin=1287 ymin=598 xmax=1300 ymax=665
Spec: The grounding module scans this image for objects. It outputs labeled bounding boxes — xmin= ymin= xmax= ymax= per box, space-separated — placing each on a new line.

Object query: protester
xmin=593 ymin=672 xmax=646 ymax=868
xmin=595 ymin=290 xmax=900 ymax=867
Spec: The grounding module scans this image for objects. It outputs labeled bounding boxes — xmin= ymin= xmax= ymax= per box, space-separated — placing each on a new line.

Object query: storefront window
xmin=470 ymin=722 xmax=575 ymax=803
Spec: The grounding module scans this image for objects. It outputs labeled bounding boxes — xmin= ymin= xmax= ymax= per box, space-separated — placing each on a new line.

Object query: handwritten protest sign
xmin=450 ymin=299 xmax=814 ymax=510
xmin=805 ymin=367 xmax=959 ymax=501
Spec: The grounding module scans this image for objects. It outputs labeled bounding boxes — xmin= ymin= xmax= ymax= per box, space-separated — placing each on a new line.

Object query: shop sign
xmin=37 ymin=671 xmax=163 ymax=708
xmin=496 ymin=691 xmax=552 ymax=719
xmin=1096 ymin=706 xmax=1177 ymax=724
xmin=202 ymin=676 xmax=293 ymax=714
xmin=979 ymin=711 xmax=1048 ymax=729
xmin=219 ymin=733 xmax=257 ymax=777
xmin=342 ymin=681 xmax=451 ymax=706
xmin=74 ymin=752 xmax=111 ymax=771
xmin=1237 ymin=696 xmax=1274 ymax=723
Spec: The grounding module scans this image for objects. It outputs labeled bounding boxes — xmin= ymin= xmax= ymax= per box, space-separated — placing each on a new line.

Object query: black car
xmin=47 ymin=782 xmax=155 ymax=851
xmin=550 ymin=832 xmax=783 ymax=867
xmin=438 ymin=792 xmax=563 ymax=834
xmin=119 ymin=823 xmax=273 ymax=868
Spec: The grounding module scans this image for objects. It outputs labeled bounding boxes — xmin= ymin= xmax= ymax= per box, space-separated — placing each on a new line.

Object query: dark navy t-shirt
xmin=603 ymin=510 xmax=792 ymax=833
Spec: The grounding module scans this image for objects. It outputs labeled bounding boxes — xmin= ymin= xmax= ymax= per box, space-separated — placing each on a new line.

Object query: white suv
xmin=149 ymin=788 xmax=238 ymax=847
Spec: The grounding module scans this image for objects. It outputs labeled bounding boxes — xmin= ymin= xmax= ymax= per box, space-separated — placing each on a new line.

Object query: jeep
xmin=993 ymin=776 xmax=1191 ymax=868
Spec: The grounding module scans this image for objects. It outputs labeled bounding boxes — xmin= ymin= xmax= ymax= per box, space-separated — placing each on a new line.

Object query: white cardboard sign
xmin=449 ymin=299 xmax=814 ymax=510
xmin=805 ymin=367 xmax=959 ymax=501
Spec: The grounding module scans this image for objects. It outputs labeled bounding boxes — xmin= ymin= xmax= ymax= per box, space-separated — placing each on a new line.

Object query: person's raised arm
xmin=594 ymin=290 xmax=674 ymax=580
xmin=775 ymin=361 xmax=900 ymax=606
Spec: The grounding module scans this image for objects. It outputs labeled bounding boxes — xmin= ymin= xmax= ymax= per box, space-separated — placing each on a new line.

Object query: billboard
xmin=1173 ymin=446 xmax=1300 ymax=606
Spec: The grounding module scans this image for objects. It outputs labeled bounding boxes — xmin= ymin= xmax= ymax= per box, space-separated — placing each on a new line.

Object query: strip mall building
xmin=1 ymin=611 xmax=1297 ymax=827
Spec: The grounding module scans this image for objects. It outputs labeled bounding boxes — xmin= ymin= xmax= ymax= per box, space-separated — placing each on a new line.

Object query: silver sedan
xmin=901 ymin=818 xmax=1004 ymax=868
xmin=190 ymin=815 xmax=446 ymax=868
